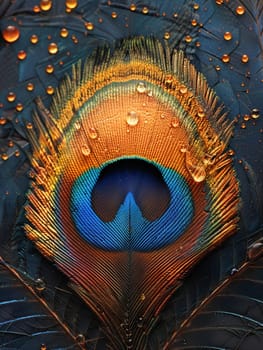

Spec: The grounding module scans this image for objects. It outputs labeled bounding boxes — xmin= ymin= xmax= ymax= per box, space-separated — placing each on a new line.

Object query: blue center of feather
xmin=70 ymin=157 xmax=193 ymax=251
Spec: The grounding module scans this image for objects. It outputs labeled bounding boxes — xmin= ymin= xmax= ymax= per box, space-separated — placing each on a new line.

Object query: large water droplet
xmin=185 ymin=152 xmax=206 ymax=182
xmin=2 ymin=25 xmax=20 ymax=43
xmin=81 ymin=144 xmax=91 ymax=156
xmin=126 ymin=111 xmax=139 ymax=126
xmin=136 ymin=82 xmax=146 ymax=93
xmin=48 ymin=42 xmax=58 ymax=54
xmin=88 ymin=127 xmax=98 ymax=139
xmin=35 ymin=278 xmax=46 ymax=291
xmin=66 ymin=0 xmax=78 ymax=9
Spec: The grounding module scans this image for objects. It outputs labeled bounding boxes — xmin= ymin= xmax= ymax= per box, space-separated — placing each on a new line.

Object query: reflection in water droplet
xmin=241 ymin=54 xmax=249 ymax=63
xmin=164 ymin=32 xmax=170 ymax=40
xmin=35 ymin=278 xmax=46 ymax=291
xmin=75 ymin=334 xmax=86 ymax=345
xmin=241 ymin=122 xmax=246 ymax=129
xmin=48 ymin=42 xmax=58 ymax=54
xmin=126 ymin=111 xmax=139 ymax=126
xmin=66 ymin=0 xmax=78 ymax=9
xmin=224 ymin=31 xmax=232 ymax=41
xmin=74 ymin=121 xmax=81 ymax=130
xmin=46 ymin=64 xmax=54 ymax=74
xmin=179 ymin=86 xmax=188 ymax=94
xmin=40 ymin=344 xmax=47 ymax=350
xmin=2 ymin=25 xmax=20 ymax=43
xmin=85 ymin=22 xmax=94 ymax=30
xmin=81 ymin=144 xmax=91 ymax=156
xmin=251 ymin=109 xmax=260 ymax=119
xmin=30 ymin=34 xmax=39 ymax=44
xmin=7 ymin=92 xmax=16 ymax=102
xmin=46 ymin=86 xmax=54 ymax=95
xmin=171 ymin=117 xmax=179 ymax=128
xmin=142 ymin=6 xmax=149 ymax=14
xmin=140 ymin=293 xmax=146 ymax=301
xmin=40 ymin=0 xmax=52 ymax=11
xmin=27 ymin=83 xmax=34 ymax=91
xmin=130 ymin=3 xmax=136 ymax=11
xmin=111 ymin=11 xmax=118 ymax=18
xmin=247 ymin=240 xmax=263 ymax=261
xmin=136 ymin=82 xmax=146 ymax=93
xmin=26 ymin=122 xmax=33 ymax=129
xmin=17 ymin=50 xmax=27 ymax=60
xmin=185 ymin=152 xmax=206 ymax=182
xmin=1 ymin=153 xmax=8 ymax=161
xmin=88 ymin=127 xmax=98 ymax=139
xmin=15 ymin=150 xmax=20 ymax=157
xmin=60 ymin=28 xmax=69 ymax=38
xmin=222 ymin=54 xmax=230 ymax=63
xmin=236 ymin=5 xmax=245 ymax=15
xmin=185 ymin=35 xmax=192 ymax=43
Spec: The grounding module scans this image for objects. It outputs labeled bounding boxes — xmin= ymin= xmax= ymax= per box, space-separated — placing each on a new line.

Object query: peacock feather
xmin=0 ymin=1 xmax=263 ymax=349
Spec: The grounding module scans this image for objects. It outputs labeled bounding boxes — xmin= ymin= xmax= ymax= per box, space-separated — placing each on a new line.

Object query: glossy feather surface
xmin=0 ymin=1 xmax=263 ymax=349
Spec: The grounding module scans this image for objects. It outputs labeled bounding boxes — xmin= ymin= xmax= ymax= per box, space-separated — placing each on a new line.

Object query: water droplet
xmin=7 ymin=92 xmax=16 ymax=102
xmin=180 ymin=145 xmax=188 ymax=153
xmin=230 ymin=267 xmax=238 ymax=275
xmin=2 ymin=25 xmax=20 ymax=43
xmin=15 ymin=150 xmax=20 ymax=157
xmin=164 ymin=32 xmax=170 ymax=40
xmin=30 ymin=34 xmax=38 ymax=44
xmin=142 ymin=6 xmax=149 ymax=14
xmin=240 ymin=122 xmax=246 ymax=129
xmin=243 ymin=114 xmax=250 ymax=121
xmin=221 ymin=54 xmax=230 ymax=63
xmin=126 ymin=111 xmax=139 ymax=126
xmin=196 ymin=41 xmax=201 ymax=47
xmin=81 ymin=144 xmax=91 ymax=156
xmin=40 ymin=0 xmax=52 ymax=11
xmin=8 ymin=140 xmax=14 ymax=147
xmin=40 ymin=344 xmax=47 ymax=350
xmin=130 ymin=4 xmax=136 ymax=11
xmin=85 ymin=22 xmax=94 ymax=30
xmin=171 ymin=117 xmax=179 ymax=128
xmin=0 ymin=118 xmax=7 ymax=125
xmin=216 ymin=0 xmax=224 ymax=4
xmin=35 ymin=278 xmax=46 ymax=291
xmin=247 ymin=240 xmax=263 ymax=261
xmin=193 ymin=3 xmax=199 ymax=10
xmin=48 ymin=42 xmax=58 ymax=54
xmin=1 ymin=153 xmax=8 ymax=161
xmin=27 ymin=83 xmax=34 ymax=91
xmin=75 ymin=334 xmax=85 ymax=345
xmin=88 ymin=127 xmax=98 ymax=139
xmin=140 ymin=293 xmax=146 ymax=301
xmin=241 ymin=54 xmax=249 ymax=63
xmin=197 ymin=110 xmax=205 ymax=118
xmin=111 ymin=11 xmax=118 ymax=18
xmin=185 ymin=152 xmax=206 ymax=182
xmin=60 ymin=28 xmax=68 ymax=38
xmin=228 ymin=149 xmax=235 ymax=156
xmin=215 ymin=65 xmax=221 ymax=71
xmin=224 ymin=31 xmax=232 ymax=41
xmin=136 ymin=82 xmax=146 ymax=93
xmin=17 ymin=50 xmax=27 ymax=60
xmin=45 ymin=64 xmax=54 ymax=74
xmin=251 ymin=108 xmax=260 ymax=119
xmin=147 ymin=90 xmax=153 ymax=97
xmin=179 ymin=86 xmax=188 ymax=94
xmin=33 ymin=5 xmax=41 ymax=12
xmin=46 ymin=85 xmax=54 ymax=95
xmin=191 ymin=19 xmax=198 ymax=26
xmin=26 ymin=122 xmax=33 ymax=129
xmin=236 ymin=5 xmax=245 ymax=15
xmin=185 ymin=35 xmax=192 ymax=43
xmin=66 ymin=0 xmax=78 ymax=9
